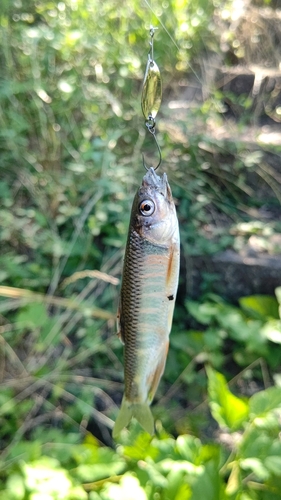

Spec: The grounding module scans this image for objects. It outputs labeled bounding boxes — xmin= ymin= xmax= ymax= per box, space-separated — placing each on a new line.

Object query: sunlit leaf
xmin=165 ymin=469 xmax=191 ymax=500
xmin=207 ymin=367 xmax=249 ymax=430
xmin=5 ymin=473 xmax=25 ymax=500
xmin=21 ymin=457 xmax=87 ymax=500
xmin=239 ymin=295 xmax=279 ymax=320
xmin=261 ymin=320 xmax=281 ymax=344
xmin=101 ymin=474 xmax=147 ymax=500
xmin=176 ymin=435 xmax=202 ymax=462
xmin=249 ymin=386 xmax=281 ymax=418
xmin=240 ymin=458 xmax=269 ymax=480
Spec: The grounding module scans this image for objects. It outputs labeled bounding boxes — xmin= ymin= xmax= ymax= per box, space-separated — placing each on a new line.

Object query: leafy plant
xmin=1 ymin=0 xmax=281 ymax=498
xmin=1 ymin=373 xmax=281 ymax=499
xmin=185 ymin=290 xmax=281 ymax=372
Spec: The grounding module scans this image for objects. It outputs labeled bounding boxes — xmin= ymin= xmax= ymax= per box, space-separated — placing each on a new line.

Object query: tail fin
xmin=112 ymin=397 xmax=154 ymax=438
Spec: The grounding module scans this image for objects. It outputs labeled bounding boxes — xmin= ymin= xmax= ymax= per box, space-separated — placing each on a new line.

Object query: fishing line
xmin=143 ymin=0 xmax=180 ymax=51
xmin=143 ymin=0 xmax=202 ymax=86
xmin=142 ymin=0 xmax=244 ymax=164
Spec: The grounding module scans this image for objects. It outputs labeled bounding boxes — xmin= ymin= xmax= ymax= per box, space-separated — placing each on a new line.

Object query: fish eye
xmin=139 ymin=199 xmax=155 ymax=216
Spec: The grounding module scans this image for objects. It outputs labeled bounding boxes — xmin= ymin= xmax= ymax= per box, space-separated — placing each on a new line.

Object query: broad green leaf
xmin=249 ymin=386 xmax=281 ymax=418
xmin=216 ymin=306 xmax=250 ymax=341
xmin=8 ymin=440 xmax=42 ymax=463
xmin=207 ymin=368 xmax=249 ymax=430
xmin=239 ymin=295 xmax=279 ymax=320
xmin=186 ymin=301 xmax=219 ymax=325
xmin=252 ymin=411 xmax=280 ymax=431
xmin=165 ymin=469 xmax=191 ymax=500
xmin=140 ymin=463 xmax=167 ymax=488
xmin=239 ymin=428 xmax=273 ymax=462
xmin=189 ymin=452 xmax=221 ymax=500
xmin=75 ymin=463 xmax=124 ymax=483
xmin=264 ymin=456 xmax=281 ymax=476
xmin=16 ymin=303 xmax=48 ymax=329
xmin=176 ymin=435 xmax=202 ymax=462
xmin=74 ymin=446 xmax=125 ymax=482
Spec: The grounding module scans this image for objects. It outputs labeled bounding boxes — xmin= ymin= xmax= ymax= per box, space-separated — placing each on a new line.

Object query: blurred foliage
xmin=1 ymin=0 xmax=281 ymax=498
xmin=2 ymin=377 xmax=281 ymax=499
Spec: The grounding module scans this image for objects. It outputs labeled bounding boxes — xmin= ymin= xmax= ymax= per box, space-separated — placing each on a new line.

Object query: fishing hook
xmin=142 ymin=116 xmax=162 ymax=171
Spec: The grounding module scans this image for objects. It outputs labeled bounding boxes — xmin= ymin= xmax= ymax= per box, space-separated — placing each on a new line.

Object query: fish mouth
xmin=142 ymin=167 xmax=168 ymax=198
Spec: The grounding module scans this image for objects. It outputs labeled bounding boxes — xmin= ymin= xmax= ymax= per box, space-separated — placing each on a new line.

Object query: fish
xmin=113 ymin=167 xmax=180 ymax=437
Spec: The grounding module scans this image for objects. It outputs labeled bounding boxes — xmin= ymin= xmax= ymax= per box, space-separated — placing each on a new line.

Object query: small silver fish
xmin=113 ymin=167 xmax=180 ymax=437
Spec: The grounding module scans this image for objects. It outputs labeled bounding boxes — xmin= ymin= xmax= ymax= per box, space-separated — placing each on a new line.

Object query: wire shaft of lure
xmin=141 ymin=25 xmax=162 ymax=171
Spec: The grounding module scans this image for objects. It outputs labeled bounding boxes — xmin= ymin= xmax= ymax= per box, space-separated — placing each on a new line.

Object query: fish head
xmin=132 ymin=167 xmax=178 ymax=245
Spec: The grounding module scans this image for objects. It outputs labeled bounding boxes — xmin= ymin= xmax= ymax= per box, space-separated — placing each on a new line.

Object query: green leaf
xmin=159 ymin=459 xmax=202 ymax=476
xmin=207 ymin=368 xmax=249 ymax=430
xmin=249 ymin=386 xmax=281 ymax=418
xmin=189 ymin=448 xmax=221 ymax=500
xmin=16 ymin=303 xmax=48 ymax=329
xmin=261 ymin=320 xmax=281 ymax=344
xmin=239 ymin=295 xmax=279 ymax=320
xmin=121 ymin=431 xmax=159 ymax=461
xmin=264 ymin=456 xmax=281 ymax=476
xmin=165 ymin=469 xmax=191 ymax=500
xmin=186 ymin=301 xmax=219 ymax=325
xmin=240 ymin=458 xmax=269 ymax=480
xmin=216 ymin=305 xmax=254 ymax=342
xmin=239 ymin=427 xmax=273 ymax=462
xmin=75 ymin=462 xmax=125 ymax=483
xmin=139 ymin=463 xmax=168 ymax=488
xmin=5 ymin=474 xmax=25 ymax=500
xmin=73 ymin=445 xmax=125 ymax=482
xmin=176 ymin=435 xmax=202 ymax=463
xmin=21 ymin=457 xmax=88 ymax=500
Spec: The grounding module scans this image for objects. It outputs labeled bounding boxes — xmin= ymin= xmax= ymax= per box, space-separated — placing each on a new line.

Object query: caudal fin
xmin=112 ymin=398 xmax=154 ymax=438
